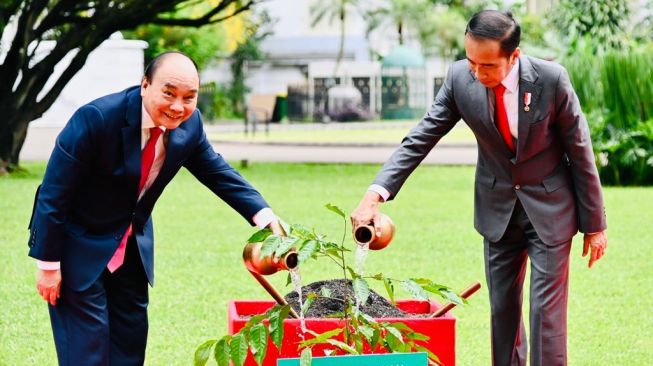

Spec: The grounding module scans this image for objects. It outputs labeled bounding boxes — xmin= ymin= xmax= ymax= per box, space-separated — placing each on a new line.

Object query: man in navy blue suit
xmin=28 ymin=51 xmax=284 ymax=365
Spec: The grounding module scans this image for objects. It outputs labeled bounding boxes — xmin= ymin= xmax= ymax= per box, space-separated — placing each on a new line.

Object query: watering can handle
xmin=249 ymin=270 xmax=300 ymax=319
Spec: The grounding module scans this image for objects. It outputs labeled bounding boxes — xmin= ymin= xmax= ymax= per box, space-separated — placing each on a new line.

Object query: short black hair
xmin=465 ymin=10 xmax=521 ymax=57
xmin=143 ymin=51 xmax=199 ymax=82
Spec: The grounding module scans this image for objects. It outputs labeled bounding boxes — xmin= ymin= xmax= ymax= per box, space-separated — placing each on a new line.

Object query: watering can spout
xmin=243 ymin=242 xmax=299 ymax=275
xmin=353 ymin=213 xmax=395 ymax=250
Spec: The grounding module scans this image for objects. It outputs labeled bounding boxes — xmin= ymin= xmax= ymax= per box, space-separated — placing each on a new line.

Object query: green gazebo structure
xmin=381 ymin=45 xmax=427 ymax=119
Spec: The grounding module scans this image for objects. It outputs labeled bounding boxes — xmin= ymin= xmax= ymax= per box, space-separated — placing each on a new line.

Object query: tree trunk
xmin=0 ymin=101 xmax=32 ymax=172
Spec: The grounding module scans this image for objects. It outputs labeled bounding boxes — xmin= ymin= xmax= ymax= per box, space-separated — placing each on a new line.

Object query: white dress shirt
xmin=369 ymin=63 xmax=521 ymax=202
xmin=38 ymin=106 xmax=275 ymax=270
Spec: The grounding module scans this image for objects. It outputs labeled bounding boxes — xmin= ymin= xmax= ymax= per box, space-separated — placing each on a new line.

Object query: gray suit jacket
xmin=374 ymin=55 xmax=607 ymax=245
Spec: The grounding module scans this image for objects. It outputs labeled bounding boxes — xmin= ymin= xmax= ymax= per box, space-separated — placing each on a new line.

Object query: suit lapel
xmin=516 ymin=56 xmax=543 ymax=162
xmin=467 ymin=70 xmax=514 ymax=158
xmin=122 ymin=90 xmax=143 ymax=200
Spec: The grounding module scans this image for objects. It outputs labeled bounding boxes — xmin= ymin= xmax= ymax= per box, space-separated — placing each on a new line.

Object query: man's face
xmin=141 ymin=55 xmax=199 ymax=129
xmin=464 ymin=35 xmax=520 ymax=88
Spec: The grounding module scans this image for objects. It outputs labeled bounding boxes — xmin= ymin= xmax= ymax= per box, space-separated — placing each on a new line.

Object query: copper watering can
xmin=243 ymin=242 xmax=299 ymax=275
xmin=353 ymin=213 xmax=395 ymax=250
xmin=242 ymin=240 xmax=300 ymax=318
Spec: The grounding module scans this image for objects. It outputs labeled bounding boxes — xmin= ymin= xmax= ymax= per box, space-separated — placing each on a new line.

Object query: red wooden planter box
xmin=228 ymin=300 xmax=456 ymax=366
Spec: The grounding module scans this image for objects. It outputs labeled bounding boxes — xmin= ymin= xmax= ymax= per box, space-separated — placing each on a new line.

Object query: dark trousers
xmin=49 ymin=236 xmax=149 ymax=366
xmin=484 ymin=200 xmax=571 ymax=366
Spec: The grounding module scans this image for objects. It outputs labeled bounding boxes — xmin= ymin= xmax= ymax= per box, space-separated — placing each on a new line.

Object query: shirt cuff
xmin=37 ymin=260 xmax=61 ymax=270
xmin=253 ymin=207 xmax=276 ymax=229
xmin=368 ymin=184 xmax=391 ymax=202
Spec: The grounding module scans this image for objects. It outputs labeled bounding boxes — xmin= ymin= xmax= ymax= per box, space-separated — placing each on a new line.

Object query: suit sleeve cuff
xmin=37 ymin=260 xmax=61 ymax=270
xmin=253 ymin=208 xmax=276 ymax=229
xmin=368 ymin=184 xmax=391 ymax=202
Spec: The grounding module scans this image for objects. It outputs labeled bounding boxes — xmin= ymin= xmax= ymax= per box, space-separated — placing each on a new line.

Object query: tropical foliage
xmin=549 ymin=0 xmax=632 ymax=54
xmin=559 ymin=1 xmax=653 ymax=186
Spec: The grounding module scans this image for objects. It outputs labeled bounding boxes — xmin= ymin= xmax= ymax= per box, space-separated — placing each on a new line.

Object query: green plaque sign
xmin=277 ymin=352 xmax=427 ymax=366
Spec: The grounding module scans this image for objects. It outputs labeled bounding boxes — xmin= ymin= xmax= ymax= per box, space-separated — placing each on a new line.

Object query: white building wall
xmin=246 ymin=64 xmax=306 ymax=95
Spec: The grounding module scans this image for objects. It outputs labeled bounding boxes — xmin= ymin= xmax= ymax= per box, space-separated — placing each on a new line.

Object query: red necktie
xmin=107 ymin=127 xmax=163 ymax=273
xmin=493 ymin=84 xmax=515 ymax=153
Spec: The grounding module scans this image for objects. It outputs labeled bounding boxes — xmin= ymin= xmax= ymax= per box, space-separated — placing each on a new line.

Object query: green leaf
xmin=415 ymin=345 xmax=441 ymax=365
xmin=359 ymin=312 xmax=377 ymax=325
xmin=275 ymin=236 xmax=300 ymax=258
xmin=410 ymin=278 xmax=435 ymax=285
xmin=353 ymin=278 xmax=370 ymax=305
xmin=358 ymin=325 xmax=375 ymax=342
xmin=353 ymin=332 xmax=364 ymax=354
xmin=383 ymin=278 xmax=395 ymax=304
xmin=326 ymin=339 xmax=358 ymax=354
xmin=302 ymin=293 xmax=317 ymax=314
xmin=229 ymin=333 xmax=248 ymax=366
xmin=401 ymin=279 xmax=429 ymax=300
xmin=260 ymin=235 xmax=282 ymax=258
xmin=247 ymin=228 xmax=273 ymax=243
xmin=346 ymin=266 xmax=358 ymax=280
xmin=286 ymin=272 xmax=292 ymax=287
xmin=325 ymin=248 xmax=343 ymax=260
xmin=290 ymin=224 xmax=316 ymax=240
xmin=300 ymin=348 xmax=313 ymax=366
xmin=320 ymin=287 xmax=332 ymax=298
xmin=194 ymin=339 xmax=217 ymax=366
xmin=245 ymin=313 xmax=268 ymax=329
xmin=406 ymin=331 xmax=430 ymax=342
xmin=384 ymin=325 xmax=404 ymax=344
xmin=325 ymin=203 xmax=346 ymax=218
xmin=297 ymin=240 xmax=318 ymax=264
xmin=441 ymin=289 xmax=465 ymax=305
xmin=371 ymin=328 xmax=382 ymax=350
xmin=269 ymin=305 xmax=291 ymax=351
xmin=249 ymin=324 xmax=269 ymax=366
xmin=248 ymin=324 xmax=267 ymax=355
xmin=386 ymin=322 xmax=412 ymax=333
xmin=214 ymin=338 xmax=231 ymax=366
xmin=384 ymin=330 xmax=405 ymax=353
xmin=299 ymin=328 xmax=343 ymax=348
xmin=414 ymin=278 xmax=462 ymax=304
xmin=371 ymin=273 xmax=384 ymax=280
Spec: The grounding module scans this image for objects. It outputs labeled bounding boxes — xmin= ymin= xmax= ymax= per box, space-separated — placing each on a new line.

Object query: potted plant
xmin=195 ymin=204 xmax=477 ymax=366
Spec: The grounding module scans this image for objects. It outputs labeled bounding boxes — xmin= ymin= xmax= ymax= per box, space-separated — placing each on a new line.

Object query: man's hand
xmin=267 ymin=219 xmax=286 ymax=236
xmin=37 ymin=269 xmax=62 ymax=306
xmin=583 ymin=230 xmax=608 ymax=268
xmin=351 ymin=191 xmax=384 ymax=234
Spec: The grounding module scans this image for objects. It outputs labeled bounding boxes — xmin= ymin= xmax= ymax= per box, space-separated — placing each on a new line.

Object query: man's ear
xmin=140 ymin=77 xmax=149 ymax=96
xmin=510 ymin=47 xmax=521 ymax=65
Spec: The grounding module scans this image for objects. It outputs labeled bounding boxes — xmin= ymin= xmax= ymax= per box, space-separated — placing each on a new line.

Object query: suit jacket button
xmin=514 ymin=184 xmax=521 ymax=190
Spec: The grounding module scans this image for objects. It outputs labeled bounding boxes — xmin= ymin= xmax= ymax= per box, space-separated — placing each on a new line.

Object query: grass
xmin=1 ymin=162 xmax=652 ymax=365
xmin=208 ymin=124 xmax=476 ymax=145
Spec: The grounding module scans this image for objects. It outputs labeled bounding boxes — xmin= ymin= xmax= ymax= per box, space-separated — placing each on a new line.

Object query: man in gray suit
xmin=351 ymin=10 xmax=607 ymax=366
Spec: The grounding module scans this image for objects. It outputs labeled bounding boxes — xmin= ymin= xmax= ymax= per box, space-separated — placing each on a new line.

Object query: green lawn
xmin=209 ymin=124 xmax=475 ymax=145
xmin=1 ymin=163 xmax=651 ymax=365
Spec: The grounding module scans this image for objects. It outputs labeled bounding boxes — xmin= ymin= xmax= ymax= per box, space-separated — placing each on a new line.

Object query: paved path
xmin=20 ymin=123 xmax=477 ymax=165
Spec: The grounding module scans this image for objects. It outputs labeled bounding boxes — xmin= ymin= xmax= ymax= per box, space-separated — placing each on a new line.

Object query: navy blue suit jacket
xmin=28 ymin=86 xmax=269 ymax=291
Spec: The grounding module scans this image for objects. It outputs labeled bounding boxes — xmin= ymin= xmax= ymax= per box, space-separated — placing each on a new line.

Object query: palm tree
xmin=310 ymin=0 xmax=362 ymax=75
xmin=364 ymin=0 xmax=431 ymax=46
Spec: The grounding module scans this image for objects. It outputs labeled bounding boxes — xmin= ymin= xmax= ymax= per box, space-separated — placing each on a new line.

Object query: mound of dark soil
xmin=284 ymin=279 xmax=407 ymax=318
